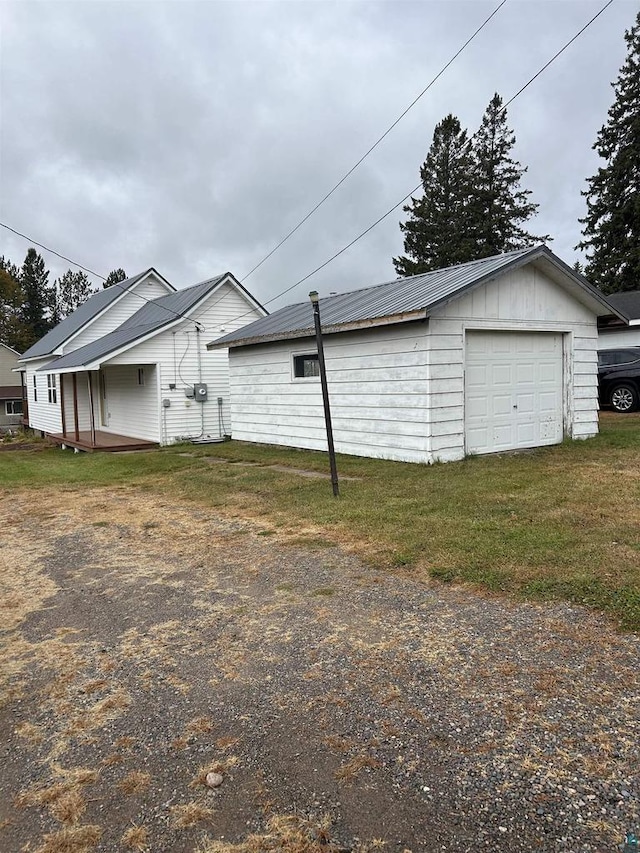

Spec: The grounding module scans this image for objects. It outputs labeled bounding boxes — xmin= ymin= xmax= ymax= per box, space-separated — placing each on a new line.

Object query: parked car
xmin=597 ymin=348 xmax=640 ymax=412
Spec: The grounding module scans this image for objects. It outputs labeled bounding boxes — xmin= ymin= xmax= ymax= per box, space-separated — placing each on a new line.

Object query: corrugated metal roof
xmin=208 ymin=246 xmax=620 ymax=350
xmin=208 ymin=248 xmax=540 ymax=348
xmin=20 ymin=269 xmax=163 ymax=360
xmin=38 ymin=274 xmax=226 ymax=372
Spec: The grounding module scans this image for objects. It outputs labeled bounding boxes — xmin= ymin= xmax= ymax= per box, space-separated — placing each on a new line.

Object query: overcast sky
xmin=0 ymin=0 xmax=637 ymax=311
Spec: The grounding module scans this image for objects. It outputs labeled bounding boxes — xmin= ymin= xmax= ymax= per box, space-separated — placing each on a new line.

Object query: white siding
xmin=229 ymin=324 xmax=431 ymax=464
xmin=104 ymin=282 xmax=264 ymax=444
xmin=63 ymin=274 xmax=172 ymax=353
xmin=598 ymin=327 xmax=640 ymax=349
xmin=23 ymin=359 xmax=62 ymax=434
xmin=101 ymin=365 xmax=159 ymax=441
xmin=228 ymin=262 xmax=600 ymax=465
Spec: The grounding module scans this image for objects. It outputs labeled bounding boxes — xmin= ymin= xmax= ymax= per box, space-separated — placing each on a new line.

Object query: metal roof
xmin=38 ymin=274 xmax=227 ymax=373
xmin=20 ymin=269 xmax=169 ymax=361
xmin=602 ymin=290 xmax=640 ymax=321
xmin=209 ymin=245 xmax=618 ymax=350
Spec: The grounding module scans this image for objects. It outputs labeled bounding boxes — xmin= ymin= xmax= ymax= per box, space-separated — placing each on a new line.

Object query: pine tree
xmin=393 ymin=115 xmax=475 ymax=275
xmin=20 ymin=248 xmax=52 ymax=346
xmin=0 ymin=256 xmax=30 ymax=352
xmin=471 ymin=93 xmax=546 ymax=256
xmin=578 ymin=11 xmax=640 ymax=294
xmin=56 ymin=269 xmax=95 ymax=318
xmin=104 ymin=268 xmax=127 ymax=288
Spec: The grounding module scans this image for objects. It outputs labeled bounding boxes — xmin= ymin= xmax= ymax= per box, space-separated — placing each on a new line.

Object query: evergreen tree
xmin=470 ymin=93 xmax=546 ymax=256
xmin=578 ymin=11 xmax=640 ymax=293
xmin=0 ymin=257 xmax=30 ymax=352
xmin=393 ymin=115 xmax=475 ymax=275
xmin=19 ymin=248 xmax=52 ymax=346
xmin=56 ymin=269 xmax=95 ymax=318
xmin=104 ymin=268 xmax=127 ymax=288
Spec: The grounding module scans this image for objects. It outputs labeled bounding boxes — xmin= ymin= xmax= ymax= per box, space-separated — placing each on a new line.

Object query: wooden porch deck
xmin=49 ymin=430 xmax=158 ymax=453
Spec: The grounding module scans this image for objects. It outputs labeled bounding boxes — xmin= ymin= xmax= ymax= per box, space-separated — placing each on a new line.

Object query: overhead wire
xmin=0 ymin=221 xmax=206 ymax=330
xmin=240 ymin=0 xmax=509 ymax=282
xmin=1 ymin=0 xmax=616 ymax=339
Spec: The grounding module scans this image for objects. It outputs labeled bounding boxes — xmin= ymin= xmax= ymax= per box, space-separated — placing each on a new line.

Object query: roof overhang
xmin=207 ymin=308 xmax=428 ymax=350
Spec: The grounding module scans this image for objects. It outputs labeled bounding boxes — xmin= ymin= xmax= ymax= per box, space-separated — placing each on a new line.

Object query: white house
xmin=18 ymin=269 xmax=265 ymax=450
xmin=597 ymin=290 xmax=640 ymax=350
xmin=208 ymin=246 xmax=622 ymax=465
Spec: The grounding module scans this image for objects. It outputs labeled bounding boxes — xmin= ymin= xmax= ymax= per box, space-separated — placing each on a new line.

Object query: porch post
xmin=72 ymin=374 xmax=80 ymax=441
xmin=60 ymin=374 xmax=66 ymax=437
xmin=87 ymin=373 xmax=96 ymax=446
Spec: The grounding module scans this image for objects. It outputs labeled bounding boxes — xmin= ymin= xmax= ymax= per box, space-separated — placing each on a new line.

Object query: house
xmin=18 ymin=269 xmax=266 ymax=450
xmin=207 ymin=246 xmax=622 ymax=465
xmin=597 ymin=290 xmax=640 ymax=350
xmin=0 ymin=343 xmax=23 ymax=432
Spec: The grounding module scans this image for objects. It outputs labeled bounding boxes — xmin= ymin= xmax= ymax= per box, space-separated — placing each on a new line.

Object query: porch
xmin=49 ymin=429 xmax=157 ymax=453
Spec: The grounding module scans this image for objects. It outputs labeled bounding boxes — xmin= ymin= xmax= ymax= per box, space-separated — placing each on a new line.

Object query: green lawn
xmin=2 ymin=412 xmax=639 ymax=629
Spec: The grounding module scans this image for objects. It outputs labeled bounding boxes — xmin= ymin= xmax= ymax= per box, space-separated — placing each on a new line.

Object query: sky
xmin=0 ymin=0 xmax=637 ymax=312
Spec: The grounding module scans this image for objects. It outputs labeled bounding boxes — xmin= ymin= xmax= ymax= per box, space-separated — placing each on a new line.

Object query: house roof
xmin=601 ymin=290 xmax=640 ymax=321
xmin=208 ymin=246 xmax=621 ymax=350
xmin=0 ymin=385 xmax=21 ymax=398
xmin=20 ymin=268 xmax=173 ymax=361
xmin=38 ymin=273 xmax=228 ymax=373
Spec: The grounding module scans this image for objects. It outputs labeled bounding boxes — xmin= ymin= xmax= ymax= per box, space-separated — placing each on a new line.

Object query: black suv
xmin=598 ymin=347 xmax=640 ymax=412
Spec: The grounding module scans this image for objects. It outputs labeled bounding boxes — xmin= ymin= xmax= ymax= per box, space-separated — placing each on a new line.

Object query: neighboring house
xmin=18 ymin=269 xmax=265 ymax=450
xmin=0 ymin=343 xmax=23 ymax=431
xmin=208 ymin=246 xmax=622 ymax=465
xmin=598 ymin=290 xmax=640 ymax=350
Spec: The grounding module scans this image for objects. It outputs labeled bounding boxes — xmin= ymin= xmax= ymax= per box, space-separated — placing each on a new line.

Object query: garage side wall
xmin=228 ymin=323 xmax=430 ymax=463
xmin=427 ymin=264 xmax=599 ymax=462
xmin=598 ymin=328 xmax=640 ymax=349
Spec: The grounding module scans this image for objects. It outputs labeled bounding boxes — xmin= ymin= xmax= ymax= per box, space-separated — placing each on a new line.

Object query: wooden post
xmin=309 ymin=290 xmax=339 ymax=497
xmin=72 ymin=373 xmax=80 ymax=441
xmin=87 ymin=373 xmax=96 ymax=446
xmin=60 ymin=374 xmax=66 ymax=437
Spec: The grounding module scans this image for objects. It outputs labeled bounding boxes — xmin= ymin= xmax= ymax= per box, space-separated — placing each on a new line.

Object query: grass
xmin=2 ymin=412 xmax=640 ymax=629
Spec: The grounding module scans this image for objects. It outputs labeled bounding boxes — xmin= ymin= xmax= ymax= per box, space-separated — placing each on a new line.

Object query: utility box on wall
xmin=194 ymin=383 xmax=208 ymax=402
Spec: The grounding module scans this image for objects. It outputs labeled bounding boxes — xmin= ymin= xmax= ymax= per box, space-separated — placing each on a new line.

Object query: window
xmin=32 ymin=375 xmax=37 ymax=402
xmin=47 ymin=374 xmax=57 ymax=404
xmin=293 ymin=353 xmax=320 ymax=379
xmin=137 ymin=368 xmax=145 ymax=386
xmin=5 ymin=400 xmax=22 ymax=415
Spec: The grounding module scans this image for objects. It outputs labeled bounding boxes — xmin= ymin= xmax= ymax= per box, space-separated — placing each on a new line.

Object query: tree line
xmin=0 ymin=250 xmax=126 ymax=353
xmin=396 ymin=10 xmax=640 ymax=296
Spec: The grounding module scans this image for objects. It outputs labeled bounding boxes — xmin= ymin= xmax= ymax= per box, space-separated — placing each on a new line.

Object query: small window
xmin=293 ymin=353 xmax=320 ymax=379
xmin=137 ymin=368 xmax=145 ymax=386
xmin=47 ymin=374 xmax=57 ymax=404
xmin=5 ymin=400 xmax=23 ymax=415
xmin=33 ymin=375 xmax=37 ymax=402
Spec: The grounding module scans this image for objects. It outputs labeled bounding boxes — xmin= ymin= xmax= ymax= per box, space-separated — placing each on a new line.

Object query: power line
xmin=240 ymin=0 xmax=509 ymax=282
xmin=0 ymin=220 xmax=205 ymax=330
xmin=206 ymin=0 xmax=616 ymax=329
xmin=0 ymin=0 xmax=615 ymax=340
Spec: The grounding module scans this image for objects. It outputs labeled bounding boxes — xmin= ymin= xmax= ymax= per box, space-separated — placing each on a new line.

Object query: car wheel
xmin=610 ymin=383 xmax=638 ymax=413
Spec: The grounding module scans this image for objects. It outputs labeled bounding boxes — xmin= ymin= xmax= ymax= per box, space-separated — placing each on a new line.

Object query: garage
xmin=464 ymin=330 xmax=564 ymax=455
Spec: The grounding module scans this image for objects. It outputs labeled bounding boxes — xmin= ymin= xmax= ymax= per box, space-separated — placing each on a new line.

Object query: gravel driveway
xmin=0 ymin=485 xmax=638 ymax=852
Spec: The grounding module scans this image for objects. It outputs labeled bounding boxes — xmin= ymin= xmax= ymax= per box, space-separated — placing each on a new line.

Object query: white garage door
xmin=465 ymin=331 xmax=564 ymax=455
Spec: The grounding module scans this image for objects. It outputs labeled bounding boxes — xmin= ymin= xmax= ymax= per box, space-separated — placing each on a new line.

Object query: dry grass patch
xmin=169 ymin=801 xmax=214 ymax=828
xmin=334 ymin=754 xmax=381 ymax=781
xmin=34 ymin=823 xmax=102 ymax=853
xmin=121 ymin=824 xmax=150 ymax=851
xmin=198 ymin=813 xmax=336 ymax=852
xmin=117 ymin=770 xmax=151 ymax=795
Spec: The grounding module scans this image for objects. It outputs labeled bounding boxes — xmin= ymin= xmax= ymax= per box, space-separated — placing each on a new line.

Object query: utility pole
xmin=309 ymin=291 xmax=339 ymax=497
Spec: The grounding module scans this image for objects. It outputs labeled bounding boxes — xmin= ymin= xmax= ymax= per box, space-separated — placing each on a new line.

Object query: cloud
xmin=0 ymin=0 xmax=634 ymax=309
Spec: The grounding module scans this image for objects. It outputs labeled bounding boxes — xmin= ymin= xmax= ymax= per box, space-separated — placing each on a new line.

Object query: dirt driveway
xmin=0 ymin=484 xmax=638 ymax=853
